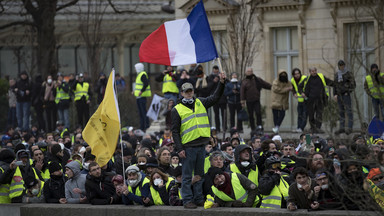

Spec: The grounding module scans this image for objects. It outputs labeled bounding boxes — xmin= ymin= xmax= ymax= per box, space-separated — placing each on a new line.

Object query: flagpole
xmin=113 ymin=68 xmax=126 ymax=184
xmin=217 ymin=57 xmax=226 ymax=76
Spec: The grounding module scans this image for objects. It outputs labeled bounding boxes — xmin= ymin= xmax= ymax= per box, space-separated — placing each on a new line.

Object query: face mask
xmin=154 ymin=178 xmax=163 ymax=186
xmin=182 ymin=98 xmax=194 ymax=104
xmin=321 ymin=184 xmax=329 ymax=190
xmin=47 ymin=79 xmax=52 ymax=84
xmin=128 ymin=179 xmax=139 ymax=187
xmin=172 ymin=163 xmax=179 ymax=167
xmin=31 ymin=188 xmax=39 ymax=196
xmin=297 ymin=183 xmax=303 ymax=189
xmin=83 ymin=162 xmax=90 ymax=170
xmin=230 ymin=78 xmax=238 ymax=82
xmin=241 ymin=161 xmax=250 ymax=167
xmin=64 ymin=141 xmax=72 ymax=149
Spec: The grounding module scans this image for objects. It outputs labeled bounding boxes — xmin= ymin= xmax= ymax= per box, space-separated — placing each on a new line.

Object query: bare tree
xmin=220 ymin=0 xmax=262 ymax=78
xmin=0 ymin=0 xmax=79 ymax=78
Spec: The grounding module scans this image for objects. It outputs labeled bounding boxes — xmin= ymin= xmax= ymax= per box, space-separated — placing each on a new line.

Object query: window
xmin=347 ymin=22 xmax=375 ymax=121
xmin=273 ymin=27 xmax=298 ymax=78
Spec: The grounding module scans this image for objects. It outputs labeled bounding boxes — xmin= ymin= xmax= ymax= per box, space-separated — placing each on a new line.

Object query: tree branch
xmin=56 ymin=0 xmax=79 ymax=12
xmin=107 ymin=0 xmax=138 ymax=14
xmin=0 ymin=21 xmax=35 ymax=30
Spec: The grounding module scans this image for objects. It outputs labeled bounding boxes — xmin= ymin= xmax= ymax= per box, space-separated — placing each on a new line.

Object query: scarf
xmin=196 ymin=75 xmax=207 ymax=88
xmin=217 ymin=172 xmax=232 ymax=195
xmin=337 ymin=68 xmax=348 ymax=82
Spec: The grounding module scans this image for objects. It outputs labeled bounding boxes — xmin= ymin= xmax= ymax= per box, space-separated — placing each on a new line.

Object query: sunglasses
xmin=271 ymin=163 xmax=281 ymax=169
xmin=316 ymin=173 xmax=326 ymax=178
xmin=372 ymin=175 xmax=384 ymax=182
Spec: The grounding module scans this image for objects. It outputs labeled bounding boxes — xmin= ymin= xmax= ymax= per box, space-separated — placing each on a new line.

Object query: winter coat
xmin=224 ymin=81 xmax=241 ymax=104
xmin=65 ymin=161 xmax=87 ymax=204
xmin=271 ymin=70 xmax=291 ymax=110
xmin=85 ymin=173 xmax=120 ymax=205
xmin=43 ymin=175 xmax=67 ymax=203
xmin=240 ymin=74 xmax=271 ymax=102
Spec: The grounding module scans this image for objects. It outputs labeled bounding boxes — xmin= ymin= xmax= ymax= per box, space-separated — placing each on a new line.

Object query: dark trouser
xmin=213 ymin=103 xmax=227 ymax=132
xmin=246 ymin=100 xmax=262 ymax=131
xmin=136 ymin=97 xmax=149 ymax=131
xmin=338 ymin=94 xmax=353 ymax=129
xmin=272 ymin=109 xmax=285 ymax=127
xmin=45 ymin=101 xmax=57 ymax=132
xmin=307 ymin=98 xmax=324 ymax=130
xmin=372 ymin=98 xmax=384 ymax=120
xmin=228 ymin=103 xmax=243 ymax=130
xmin=76 ymin=100 xmax=89 ymax=128
xmin=297 ymin=102 xmax=307 ymax=130
xmin=7 ymin=107 xmax=17 ymax=128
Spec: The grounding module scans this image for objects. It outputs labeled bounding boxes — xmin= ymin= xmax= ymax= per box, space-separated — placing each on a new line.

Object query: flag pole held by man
xmin=82 ymin=69 xmax=120 ymax=168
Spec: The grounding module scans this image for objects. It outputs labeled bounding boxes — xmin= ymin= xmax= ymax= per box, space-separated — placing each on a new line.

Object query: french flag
xmin=139 ymin=0 xmax=218 ymax=66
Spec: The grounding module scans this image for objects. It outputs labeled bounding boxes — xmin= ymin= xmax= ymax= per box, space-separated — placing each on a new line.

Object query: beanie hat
xmin=371 ymin=63 xmax=379 ymax=70
xmin=14 ymin=143 xmax=26 ymax=154
xmin=51 ymin=144 xmax=62 ymax=156
xmin=0 ymin=149 xmax=16 ymax=164
xmin=125 ymin=165 xmax=140 ymax=174
xmin=111 ymin=175 xmax=124 ymax=185
xmin=24 ymin=176 xmax=38 ymax=189
xmin=146 ymin=157 xmax=158 ymax=168
xmin=206 ymin=167 xmax=224 ymax=182
xmin=48 ymin=161 xmax=62 ymax=174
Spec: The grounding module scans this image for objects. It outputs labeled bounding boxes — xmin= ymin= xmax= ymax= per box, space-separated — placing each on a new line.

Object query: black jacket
xmin=85 ymin=173 xmax=121 ymax=205
xmin=172 ymin=82 xmax=225 ymax=152
xmin=43 ymin=175 xmax=67 ymax=203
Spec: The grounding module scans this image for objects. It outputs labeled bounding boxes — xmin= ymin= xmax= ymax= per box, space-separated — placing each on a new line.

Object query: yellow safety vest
xmin=204 ymin=156 xmax=211 ymax=174
xmin=204 ymin=194 xmax=215 ymax=209
xmin=260 ymin=177 xmax=289 ymax=208
xmin=291 ymin=75 xmax=307 ymax=103
xmin=303 ymin=73 xmax=329 ymax=97
xmin=0 ymin=167 xmax=10 ymax=203
xmin=40 ymin=169 xmax=51 ymax=182
xmin=128 ymin=177 xmax=150 ymax=197
xmin=229 ymin=163 xmax=259 ymax=186
xmin=74 ymin=82 xmax=90 ymax=101
xmin=211 ymin=173 xmax=249 ymax=204
xmin=366 ymin=74 xmax=384 ymax=99
xmin=60 ymin=128 xmax=68 ymax=138
xmin=9 ymin=166 xmax=40 ymax=199
xmin=55 ymin=86 xmax=70 ymax=104
xmin=150 ymin=177 xmax=174 ymax=205
xmin=174 ymin=99 xmax=210 ymax=144
xmin=134 ymin=71 xmax=151 ymax=97
xmin=162 ymin=73 xmax=179 ymax=94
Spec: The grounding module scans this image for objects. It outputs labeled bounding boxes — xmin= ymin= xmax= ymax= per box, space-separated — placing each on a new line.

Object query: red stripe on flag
xmin=139 ymin=24 xmax=171 ymax=65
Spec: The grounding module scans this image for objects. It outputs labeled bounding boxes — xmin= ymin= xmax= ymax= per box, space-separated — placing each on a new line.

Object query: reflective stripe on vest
xmin=150 ymin=177 xmax=174 ymax=205
xmin=128 ymin=177 xmax=150 ymax=197
xmin=291 ymin=75 xmax=307 ymax=103
xmin=174 ymin=99 xmax=210 ymax=144
xmin=260 ymin=177 xmax=289 ymax=208
xmin=366 ymin=75 xmax=384 ymax=99
xmin=211 ymin=173 xmax=248 ymax=202
xmin=0 ymin=184 xmax=10 ymax=203
xmin=134 ymin=71 xmax=151 ymax=97
xmin=162 ymin=73 xmax=179 ymax=94
xmin=55 ymin=86 xmax=70 ymax=104
xmin=9 ymin=166 xmax=40 ymax=199
xmin=229 ymin=163 xmax=259 ymax=186
xmin=74 ymin=82 xmax=90 ymax=101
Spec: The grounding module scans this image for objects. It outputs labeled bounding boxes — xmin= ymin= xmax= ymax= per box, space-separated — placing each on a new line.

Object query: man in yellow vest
xmin=291 ymin=68 xmax=307 ymax=133
xmin=259 ymin=156 xmax=289 ymax=208
xmin=73 ymin=73 xmax=92 ymax=128
xmin=0 ymin=149 xmax=15 ymax=203
xmin=364 ymin=63 xmax=384 ymax=120
xmin=156 ymin=65 xmax=179 ymax=104
xmin=208 ymin=167 xmax=258 ymax=208
xmin=55 ymin=73 xmax=70 ymax=129
xmin=230 ymin=145 xmax=260 ymax=188
xmin=171 ymin=71 xmax=226 ymax=209
xmin=300 ymin=67 xmax=333 ymax=133
xmin=134 ymin=63 xmax=151 ymax=132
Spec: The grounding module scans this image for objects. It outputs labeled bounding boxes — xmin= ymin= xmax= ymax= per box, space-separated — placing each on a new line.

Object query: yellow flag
xmin=82 ymin=69 xmax=120 ymax=167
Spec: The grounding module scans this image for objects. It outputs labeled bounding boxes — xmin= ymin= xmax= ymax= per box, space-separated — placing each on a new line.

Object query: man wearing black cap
xmin=171 ymin=72 xmax=226 ymax=209
xmin=73 ymin=73 xmax=92 ymax=128
xmin=364 ymin=63 xmax=384 ymax=120
xmin=43 ymin=161 xmax=67 ymax=203
xmin=334 ymin=60 xmax=356 ymax=135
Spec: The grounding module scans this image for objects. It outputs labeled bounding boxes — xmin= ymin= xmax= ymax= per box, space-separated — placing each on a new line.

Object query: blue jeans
xmin=164 ymin=93 xmax=178 ymax=104
xmin=272 ymin=109 xmax=285 ymax=127
xmin=297 ymin=102 xmax=307 ymax=130
xmin=7 ymin=107 xmax=17 ymax=127
xmin=58 ymin=108 xmax=70 ymax=129
xmin=372 ymin=98 xmax=384 ymax=120
xmin=136 ymin=97 xmax=149 ymax=131
xmin=16 ymin=101 xmax=31 ymax=130
xmin=181 ymin=146 xmax=205 ymax=205
xmin=338 ymin=94 xmax=353 ymax=129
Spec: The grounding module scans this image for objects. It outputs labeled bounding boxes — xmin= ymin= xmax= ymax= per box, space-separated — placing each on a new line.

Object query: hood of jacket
xmin=66 ymin=160 xmax=81 ymax=178
xmin=234 ymin=145 xmax=254 ymax=169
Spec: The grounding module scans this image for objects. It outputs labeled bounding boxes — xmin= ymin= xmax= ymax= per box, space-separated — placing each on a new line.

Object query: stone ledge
xmin=0 ymin=204 xmax=378 ymax=216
